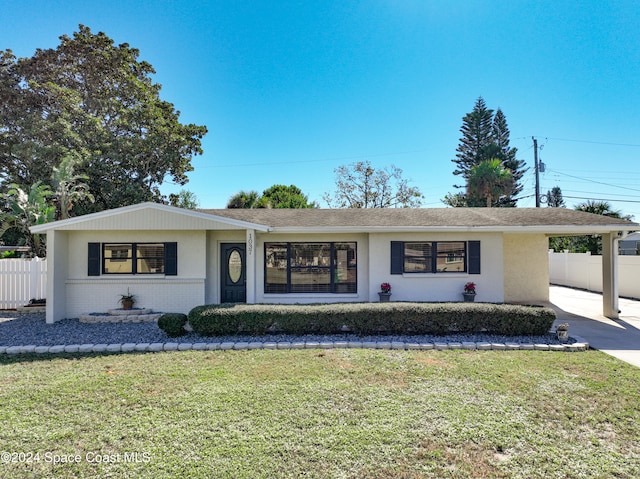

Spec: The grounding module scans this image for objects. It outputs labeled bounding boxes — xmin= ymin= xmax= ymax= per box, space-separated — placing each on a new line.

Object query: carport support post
xmin=601 ymin=232 xmax=619 ymax=319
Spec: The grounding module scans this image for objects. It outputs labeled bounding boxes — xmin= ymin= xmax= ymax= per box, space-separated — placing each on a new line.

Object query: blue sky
xmin=3 ymin=0 xmax=640 ymax=219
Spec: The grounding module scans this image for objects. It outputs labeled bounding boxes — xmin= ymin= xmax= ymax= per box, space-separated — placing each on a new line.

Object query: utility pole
xmin=533 ymin=136 xmax=540 ymax=207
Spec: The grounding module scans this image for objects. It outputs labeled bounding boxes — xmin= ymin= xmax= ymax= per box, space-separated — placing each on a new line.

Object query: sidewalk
xmin=549 ymin=285 xmax=640 ymax=368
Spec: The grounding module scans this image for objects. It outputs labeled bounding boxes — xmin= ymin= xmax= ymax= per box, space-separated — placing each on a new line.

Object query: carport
xmin=548 ymin=231 xmax=635 ymax=319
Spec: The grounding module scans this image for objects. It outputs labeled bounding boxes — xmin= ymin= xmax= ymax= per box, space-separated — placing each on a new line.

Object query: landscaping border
xmin=0 ymin=337 xmax=590 ymax=355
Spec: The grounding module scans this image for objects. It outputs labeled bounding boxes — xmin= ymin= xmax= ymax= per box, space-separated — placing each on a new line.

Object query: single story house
xmin=620 ymin=231 xmax=640 ymax=255
xmin=31 ymin=202 xmax=637 ymax=324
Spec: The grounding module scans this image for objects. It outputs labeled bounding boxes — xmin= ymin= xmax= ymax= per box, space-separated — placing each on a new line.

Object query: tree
xmin=227 ymin=190 xmax=260 ymax=209
xmin=546 ymin=186 xmax=565 ymax=208
xmin=0 ymin=25 xmax=207 ymax=213
xmin=169 ymin=189 xmax=199 ymax=210
xmin=441 ymin=192 xmax=468 ymax=208
xmin=323 ymin=161 xmax=423 ymax=208
xmin=445 ymin=98 xmax=526 ymax=207
xmin=546 ymin=186 xmax=568 ymax=252
xmin=550 ymin=200 xmax=631 ymax=254
xmin=575 ymin=200 xmax=628 ymax=219
xmin=0 ymin=182 xmax=55 ymax=257
xmin=51 ymin=154 xmax=94 ymax=219
xmin=487 ymin=108 xmax=526 ymax=206
xmin=573 ymin=201 xmax=629 ymax=254
xmin=466 ymin=159 xmax=513 ymax=207
xmin=227 ymin=185 xmax=317 ymax=209
xmin=255 ymin=184 xmax=317 ymax=209
xmin=452 ymin=97 xmax=494 ymax=180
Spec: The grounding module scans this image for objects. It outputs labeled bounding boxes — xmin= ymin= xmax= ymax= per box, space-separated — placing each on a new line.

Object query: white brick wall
xmin=65 ymin=279 xmax=206 ymax=317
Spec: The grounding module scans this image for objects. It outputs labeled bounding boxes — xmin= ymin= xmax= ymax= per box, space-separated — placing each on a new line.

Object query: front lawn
xmin=0 ymin=350 xmax=638 ymax=478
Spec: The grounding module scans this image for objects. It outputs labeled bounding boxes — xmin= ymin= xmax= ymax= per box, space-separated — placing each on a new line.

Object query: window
xmin=391 ymin=241 xmax=480 ymax=275
xmin=88 ymin=242 xmax=177 ymax=276
xmin=265 ymin=242 xmax=357 ymax=293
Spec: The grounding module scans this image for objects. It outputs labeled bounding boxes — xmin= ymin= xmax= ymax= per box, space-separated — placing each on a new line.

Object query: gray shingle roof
xmin=199 ymin=207 xmax=637 ymax=231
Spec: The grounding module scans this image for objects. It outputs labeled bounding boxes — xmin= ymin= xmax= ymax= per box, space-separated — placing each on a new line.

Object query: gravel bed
xmin=0 ymin=312 xmax=572 ymax=347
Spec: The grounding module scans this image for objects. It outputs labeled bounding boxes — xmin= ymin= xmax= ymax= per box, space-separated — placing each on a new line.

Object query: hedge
xmin=158 ymin=313 xmax=189 ymax=337
xmin=187 ymin=302 xmax=556 ymax=337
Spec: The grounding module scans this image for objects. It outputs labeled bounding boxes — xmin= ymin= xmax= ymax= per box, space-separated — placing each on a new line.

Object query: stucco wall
xmin=368 ymin=232 xmax=505 ymax=303
xmin=503 ymin=233 xmax=549 ymax=303
xmin=62 ymin=230 xmax=208 ymax=318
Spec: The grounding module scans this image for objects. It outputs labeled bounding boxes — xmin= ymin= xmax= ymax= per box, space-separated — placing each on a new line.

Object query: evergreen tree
xmin=445 ymin=98 xmax=527 ymax=207
xmin=546 ymin=186 xmax=565 ymax=208
xmin=489 ymin=109 xmax=526 ymax=206
xmin=452 ymin=97 xmax=494 ymax=180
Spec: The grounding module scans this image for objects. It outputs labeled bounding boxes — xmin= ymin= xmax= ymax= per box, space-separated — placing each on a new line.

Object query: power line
xmin=550 ymin=168 xmax=640 ymax=176
xmin=192 ymin=149 xmax=429 ymax=169
xmin=545 ymin=137 xmax=640 ymax=148
xmin=561 ymin=195 xmax=640 ymax=204
xmin=547 ymin=168 xmax=640 ymax=193
xmin=514 ymin=136 xmax=640 ymax=148
xmin=541 ymin=188 xmax=640 ymax=199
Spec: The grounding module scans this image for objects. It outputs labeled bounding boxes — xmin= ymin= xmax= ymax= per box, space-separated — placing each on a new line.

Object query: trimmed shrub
xmin=158 ymin=313 xmax=189 ymax=337
xmin=187 ymin=302 xmax=556 ymax=337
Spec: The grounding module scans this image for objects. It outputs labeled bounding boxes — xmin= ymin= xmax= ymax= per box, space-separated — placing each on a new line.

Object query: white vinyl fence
xmin=0 ymin=258 xmax=47 ymax=309
xmin=549 ymin=251 xmax=640 ymax=300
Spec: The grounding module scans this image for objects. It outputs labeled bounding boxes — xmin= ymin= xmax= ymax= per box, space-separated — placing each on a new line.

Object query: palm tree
xmin=568 ymin=200 xmax=631 ymax=254
xmin=1 ymin=182 xmax=55 ymax=256
xmin=575 ymin=200 xmax=627 ymax=219
xmin=466 ymin=159 xmax=514 ymax=207
xmin=51 ymin=155 xmax=94 ymax=220
xmin=227 ymin=190 xmax=260 ymax=208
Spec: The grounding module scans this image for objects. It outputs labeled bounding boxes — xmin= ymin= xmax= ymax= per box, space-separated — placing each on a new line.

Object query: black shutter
xmin=468 ymin=241 xmax=481 ymax=274
xmin=165 ymin=242 xmax=178 ymax=275
xmin=390 ymin=241 xmax=404 ymax=275
xmin=88 ymin=243 xmax=101 ymax=276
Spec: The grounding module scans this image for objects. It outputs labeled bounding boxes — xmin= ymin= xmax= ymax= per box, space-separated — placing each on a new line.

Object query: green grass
xmin=1 ymin=350 xmax=639 ymax=478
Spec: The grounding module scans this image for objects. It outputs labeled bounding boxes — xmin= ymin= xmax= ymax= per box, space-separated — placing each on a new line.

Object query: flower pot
xmin=556 ymin=329 xmax=569 ymax=341
xmin=462 ymin=293 xmax=476 ymax=302
xmin=121 ymin=299 xmax=134 ymax=310
xmin=378 ymin=292 xmax=392 ymax=302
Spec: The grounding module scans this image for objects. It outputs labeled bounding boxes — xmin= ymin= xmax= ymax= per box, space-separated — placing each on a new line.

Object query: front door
xmin=221 ymin=243 xmax=246 ymax=303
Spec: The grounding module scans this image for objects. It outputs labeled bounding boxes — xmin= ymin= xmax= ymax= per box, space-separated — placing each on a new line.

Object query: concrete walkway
xmin=549 ymin=285 xmax=640 ymax=368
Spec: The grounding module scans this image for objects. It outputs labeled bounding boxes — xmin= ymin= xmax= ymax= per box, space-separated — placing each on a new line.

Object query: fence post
xmin=29 ymin=256 xmax=39 ymax=302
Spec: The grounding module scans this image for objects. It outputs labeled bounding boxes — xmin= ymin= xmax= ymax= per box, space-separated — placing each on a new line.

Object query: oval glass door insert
xmin=228 ymin=250 xmax=242 ymax=284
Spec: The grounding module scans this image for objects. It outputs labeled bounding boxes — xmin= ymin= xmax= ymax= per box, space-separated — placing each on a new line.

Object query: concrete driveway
xmin=549 ymin=285 xmax=640 ymax=368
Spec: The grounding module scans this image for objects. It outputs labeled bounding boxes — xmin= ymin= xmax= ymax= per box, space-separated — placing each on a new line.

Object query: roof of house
xmin=202 ymin=207 xmax=637 ymax=234
xmin=620 ymin=231 xmax=640 ymax=241
xmin=31 ymin=202 xmax=637 ymax=234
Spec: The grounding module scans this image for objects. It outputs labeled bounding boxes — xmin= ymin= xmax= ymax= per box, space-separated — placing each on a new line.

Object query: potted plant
xmin=462 ymin=282 xmax=476 ymax=302
xmin=378 ymin=282 xmax=392 ymax=302
xmin=556 ymin=323 xmax=569 ymax=341
xmin=119 ymin=289 xmax=136 ymax=310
